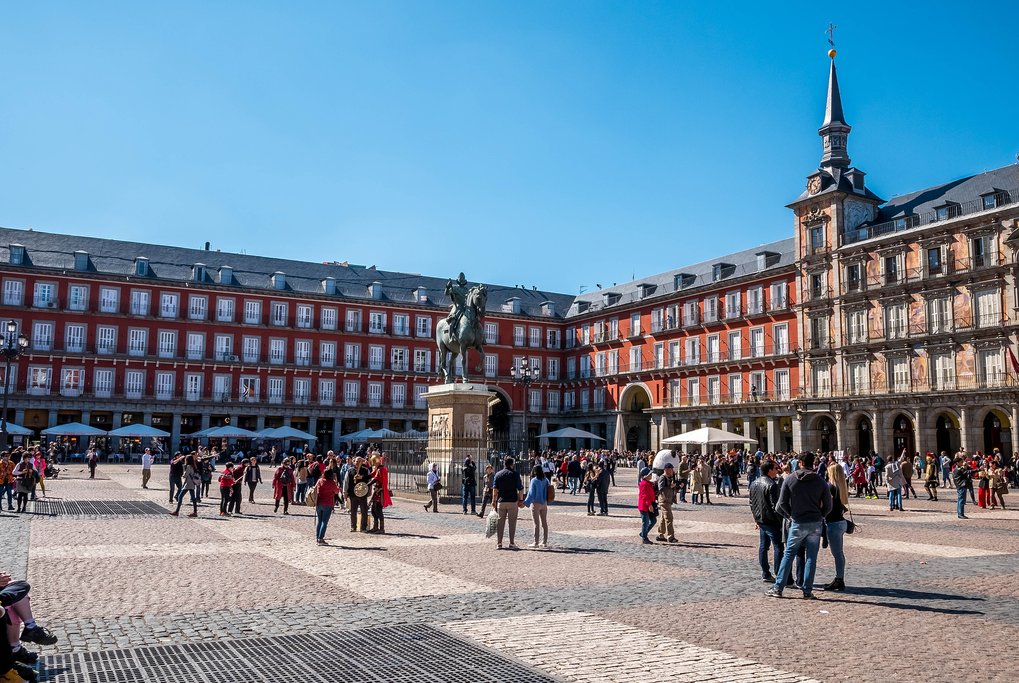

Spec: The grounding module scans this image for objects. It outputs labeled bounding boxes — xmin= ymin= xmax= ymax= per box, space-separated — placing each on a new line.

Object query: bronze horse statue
xmin=436 ymin=284 xmax=487 ymax=383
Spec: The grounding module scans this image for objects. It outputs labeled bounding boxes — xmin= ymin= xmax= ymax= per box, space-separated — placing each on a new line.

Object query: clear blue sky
xmin=2 ymin=2 xmax=1016 ymax=294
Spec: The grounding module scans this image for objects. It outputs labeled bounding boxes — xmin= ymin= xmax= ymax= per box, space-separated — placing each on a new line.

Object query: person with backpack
xmin=218 ymin=463 xmax=236 ymax=517
xmin=953 ymin=457 xmax=973 ymax=519
xmin=273 ymin=459 xmax=296 ymax=514
xmin=170 ymin=455 xmax=201 ymax=517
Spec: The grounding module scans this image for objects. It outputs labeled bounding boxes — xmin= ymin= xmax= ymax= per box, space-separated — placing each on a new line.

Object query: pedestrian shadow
xmin=537 ymin=547 xmax=613 ymax=555
xmin=818 ymin=595 xmax=984 ymax=616
xmin=841 ymin=586 xmax=985 ymax=602
xmin=383 ymin=532 xmax=440 ymax=539
xmin=675 ymin=542 xmax=749 ymax=549
xmin=323 ymin=544 xmax=387 ymax=551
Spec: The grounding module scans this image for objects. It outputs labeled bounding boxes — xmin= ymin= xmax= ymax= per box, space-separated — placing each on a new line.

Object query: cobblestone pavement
xmin=5 ymin=465 xmax=1018 ymax=682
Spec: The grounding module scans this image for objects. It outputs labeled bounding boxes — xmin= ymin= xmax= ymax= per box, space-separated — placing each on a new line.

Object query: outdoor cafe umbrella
xmin=264 ymin=426 xmax=317 ymax=441
xmin=107 ymin=424 xmax=171 ymax=439
xmin=536 ymin=427 xmax=605 ymax=441
xmin=661 ymin=426 xmax=757 ymax=446
xmin=0 ymin=422 xmax=33 ymax=436
xmin=613 ymin=412 xmax=626 ymax=452
xmin=367 ymin=428 xmax=403 ymax=440
xmin=41 ymin=422 xmax=107 ymax=437
xmin=201 ymin=425 xmax=259 ymax=439
xmin=538 ymin=418 xmax=549 ymax=451
xmin=344 ymin=429 xmax=376 ymax=442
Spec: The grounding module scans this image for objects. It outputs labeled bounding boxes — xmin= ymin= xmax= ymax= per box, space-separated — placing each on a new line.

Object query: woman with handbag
xmin=477 ymin=464 xmax=495 ymax=518
xmin=583 ymin=463 xmax=598 ymax=516
xmin=923 ymin=454 xmax=940 ymax=501
xmin=423 ymin=462 xmax=441 ymax=512
xmin=524 ymin=465 xmax=550 ymax=548
xmin=988 ymin=462 xmax=1007 ymax=509
xmin=312 ymin=470 xmax=340 ymax=544
xmin=822 ymin=463 xmax=850 ymax=591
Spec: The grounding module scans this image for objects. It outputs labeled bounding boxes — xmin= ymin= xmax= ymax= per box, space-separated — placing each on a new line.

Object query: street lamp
xmin=0 ymin=321 xmax=29 ymax=452
xmin=509 ymin=357 xmax=540 ymax=459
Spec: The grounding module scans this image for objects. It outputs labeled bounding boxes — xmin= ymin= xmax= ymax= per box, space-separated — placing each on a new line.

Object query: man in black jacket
xmin=767 ymin=452 xmax=832 ymax=600
xmin=749 ymin=461 xmax=782 ymax=582
xmin=461 ymin=455 xmax=477 ymax=515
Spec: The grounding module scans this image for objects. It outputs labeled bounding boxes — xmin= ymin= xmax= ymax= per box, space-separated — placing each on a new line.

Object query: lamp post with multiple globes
xmin=509 ymin=357 xmax=540 ymax=459
xmin=0 ymin=321 xmax=29 ymax=452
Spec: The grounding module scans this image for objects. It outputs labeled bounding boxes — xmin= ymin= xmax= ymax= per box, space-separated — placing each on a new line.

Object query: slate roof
xmin=874 ymin=163 xmax=1019 ymax=222
xmin=566 ymin=237 xmax=794 ymax=317
xmin=0 ymin=226 xmax=575 ymax=320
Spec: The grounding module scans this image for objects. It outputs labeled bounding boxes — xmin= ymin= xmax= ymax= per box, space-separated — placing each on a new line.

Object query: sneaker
xmin=958 ymin=514 xmax=968 ymax=519
xmin=667 ymin=537 xmax=678 ymax=544
xmin=762 ymin=574 xmax=776 ymax=583
xmin=655 ymin=534 xmax=667 ymax=541
xmin=766 ymin=587 xmax=783 ymax=598
xmin=12 ymin=647 xmax=38 ymax=664
xmin=641 ymin=538 xmax=653 ymax=545
xmin=822 ymin=578 xmax=846 ymax=591
xmin=497 ymin=543 xmax=503 ymax=549
xmin=528 ymin=542 xmax=539 ymax=548
xmin=507 ymin=544 xmax=519 ymax=550
xmin=802 ymin=592 xmax=818 ymax=600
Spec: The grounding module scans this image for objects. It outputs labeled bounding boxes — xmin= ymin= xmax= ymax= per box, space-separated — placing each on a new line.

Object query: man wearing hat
xmin=655 ymin=463 xmax=678 ymax=543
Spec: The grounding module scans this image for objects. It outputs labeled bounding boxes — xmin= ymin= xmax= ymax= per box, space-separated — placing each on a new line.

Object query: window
xmin=185 ymin=374 xmax=203 ymax=401
xmin=159 ymin=293 xmax=179 ymax=318
xmin=703 ymin=296 xmax=717 ymax=323
xmin=565 ymin=328 xmax=575 ymax=349
xmin=848 ymin=361 xmax=869 ymax=395
xmin=393 ymin=314 xmax=409 ymax=336
xmin=187 ymin=332 xmax=205 ymax=360
xmin=978 ymin=348 xmax=1004 ymax=388
xmin=581 ymin=325 xmax=590 ymax=345
xmin=125 ymin=370 xmax=144 ymax=399
xmin=529 ymin=327 xmax=541 ymax=348
xmin=750 ymin=327 xmax=765 ymax=358
xmin=809 ymin=226 xmax=825 ymax=254
xmin=629 ymin=313 xmax=641 ymax=336
xmin=391 ymin=347 xmax=408 ymax=372
xmin=769 ymin=282 xmax=788 ymax=310
xmin=321 ymin=307 xmax=337 ymax=331
xmin=749 ymin=371 xmax=766 ymax=399
xmin=683 ymin=301 xmax=699 ymax=326
xmin=215 ymin=334 xmax=235 ymax=361
xmin=213 ymin=375 xmax=231 ymax=401
xmin=484 ymin=322 xmax=498 ymax=345
xmin=294 ymin=340 xmax=311 ymax=366
xmin=927 ymin=296 xmax=952 ymax=334
xmin=319 ymin=341 xmax=336 ymax=367
xmin=296 ymin=305 xmax=313 ymax=329
xmin=845 ymin=264 xmax=862 ymax=292
xmin=546 ymin=329 xmax=559 ymax=349
xmin=61 ymin=368 xmax=84 ymax=397
xmin=28 ymin=367 xmax=51 ymax=395
xmin=594 ymin=388 xmax=606 ymax=411
xmin=268 ymin=338 xmax=285 ymax=364
xmin=685 ymin=338 xmax=700 ymax=365
xmin=369 ymin=345 xmax=384 ymax=371
xmin=188 ymin=295 xmax=207 ymax=320
xmin=725 ymin=291 xmax=741 ymax=319
xmin=239 ymin=376 xmax=259 ymax=402
xmin=270 ymin=302 xmax=288 ymax=326
xmin=775 ymin=369 xmax=790 ymax=400
xmin=65 ymin=324 xmax=85 ymax=353
xmin=811 ymin=363 xmax=831 ymax=397
xmin=747 ymin=287 xmax=763 ymax=315
xmin=155 ymin=372 xmax=174 ymax=400
xmin=607 ymin=350 xmax=618 ymax=375
xmin=415 ymin=316 xmax=432 ymax=338
xmin=566 ymin=357 xmax=576 ymax=379
xmin=771 ymin=324 xmax=787 ymax=355
xmin=94 ymin=369 xmax=113 ymax=398
xmin=414 ymin=384 xmax=428 ymax=409
xmin=414 ymin=349 xmax=430 ymax=373
xmin=727 ymin=331 xmax=741 ymax=360
xmin=157 ymin=330 xmax=177 ymax=358
xmin=345 ymin=343 xmax=361 ymax=369
xmin=513 ymin=325 xmax=525 ymax=346
xmin=889 ymin=356 xmax=910 ymax=393
xmin=594 ymin=352 xmax=606 ymax=377
xmin=268 ymin=377 xmax=285 ymax=404
xmin=810 ymin=316 xmax=829 ymax=348
xmin=242 ymin=336 xmax=260 ymax=363
xmin=127 ymin=329 xmax=147 ymax=356
xmin=290 ymin=378 xmax=309 ymax=405
xmin=96 ymin=326 xmax=116 ymax=354
xmin=651 ymin=308 xmax=664 ymax=333
xmin=68 ymin=285 xmax=88 ymax=311
xmin=547 ymin=391 xmax=560 ymax=414
xmin=847 ymin=309 xmax=867 ymax=344
xmin=130 ymin=290 xmax=150 ymax=316
xmin=9 ymin=246 xmax=24 ymax=265
xmin=346 ymin=309 xmax=362 ymax=332
xmin=706 ymin=334 xmax=720 ymax=363
xmin=367 ymin=381 xmax=383 ymax=408
xmin=926 ymin=247 xmax=943 ymax=276
xmin=983 ymin=193 xmax=1000 ymax=210
xmin=883 ymin=255 xmax=900 ymax=284
xmin=580 ymin=355 xmax=591 ymax=378
xmin=707 ymin=376 xmax=721 ymax=404
xmin=654 ymin=343 xmax=664 ymax=369
xmin=810 ymin=273 xmax=824 ymax=300
xmin=318 ymin=379 xmax=335 ymax=405
xmin=344 ymin=380 xmax=360 ymax=406
xmin=368 ymin=311 xmax=386 ymax=334
xmin=579 ymin=389 xmax=589 ymax=412
xmin=391 ymin=383 xmax=406 ymax=408
xmin=2 ymin=280 xmax=23 ymax=306
xmin=546 ymin=357 xmax=559 ymax=380
xmin=668 ymin=341 xmax=680 ymax=367
xmin=33 ymin=283 xmax=56 ymax=308
xmin=483 ymin=354 xmax=497 ymax=378
xmin=728 ymin=374 xmax=742 ymax=403
xmin=931 ymin=352 xmax=955 ymax=390
xmin=563 ymin=391 xmax=575 ymax=412
xmin=216 ymin=297 xmax=235 ymax=322
xmin=975 ymin=289 xmax=1001 ymax=328
xmin=529 ymin=389 xmax=541 ymax=413
xmin=884 ymin=303 xmax=906 ymax=340
xmin=244 ymin=300 xmax=262 ymax=324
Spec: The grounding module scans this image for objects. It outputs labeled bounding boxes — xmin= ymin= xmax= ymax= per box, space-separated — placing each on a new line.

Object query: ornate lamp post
xmin=509 ymin=357 xmax=540 ymax=458
xmin=0 ymin=321 xmax=29 ymax=452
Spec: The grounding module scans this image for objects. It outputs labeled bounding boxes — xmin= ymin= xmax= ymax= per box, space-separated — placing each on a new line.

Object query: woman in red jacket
xmin=218 ymin=464 xmax=236 ymax=517
xmin=850 ymin=458 xmax=868 ymax=498
xmin=637 ymin=472 xmax=658 ymax=545
xmin=313 ymin=470 xmax=341 ymax=544
xmin=272 ymin=459 xmax=296 ymax=514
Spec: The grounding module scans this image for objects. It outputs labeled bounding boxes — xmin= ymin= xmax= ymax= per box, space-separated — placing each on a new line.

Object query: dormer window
xmin=74 ymin=250 xmax=89 ymax=271
xmin=674 ymin=273 xmax=695 ymax=290
xmin=502 ymin=297 xmax=521 ymax=314
xmin=368 ymin=281 xmax=382 ymax=300
xmin=9 ymin=244 xmax=24 ymax=265
xmin=219 ymin=266 xmax=233 ymax=285
xmin=755 ymin=251 xmax=779 ymax=271
xmin=935 ymin=203 xmax=960 ymax=221
xmin=712 ymin=263 xmax=735 ymax=281
xmin=540 ymin=301 xmax=555 ymax=317
xmin=322 ymin=277 xmax=336 ymax=295
xmin=271 ymin=271 xmax=286 ymax=290
xmin=414 ymin=286 xmax=428 ymax=303
xmin=982 ymin=190 xmax=1009 ymax=210
xmin=893 ymin=217 xmax=908 ymax=231
xmin=134 ymin=257 xmax=149 ymax=276
xmin=193 ymin=263 xmax=206 ymax=282
xmin=638 ymin=284 xmax=655 ymax=299
xmin=602 ymin=292 xmax=621 ymax=307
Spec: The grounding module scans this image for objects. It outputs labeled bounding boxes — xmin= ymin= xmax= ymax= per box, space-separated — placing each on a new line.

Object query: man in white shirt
xmin=141 ymin=448 xmax=154 ymax=488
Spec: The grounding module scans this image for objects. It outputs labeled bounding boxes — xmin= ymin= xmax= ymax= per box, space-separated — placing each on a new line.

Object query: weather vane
xmin=826 ymin=23 xmax=837 ymax=58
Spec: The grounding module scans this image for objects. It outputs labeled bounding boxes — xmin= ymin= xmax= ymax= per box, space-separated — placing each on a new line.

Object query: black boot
xmin=822 ymin=577 xmax=846 ymax=591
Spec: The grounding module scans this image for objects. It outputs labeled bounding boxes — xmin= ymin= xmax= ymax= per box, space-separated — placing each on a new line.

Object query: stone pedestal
xmin=425 ymin=383 xmax=495 ymax=502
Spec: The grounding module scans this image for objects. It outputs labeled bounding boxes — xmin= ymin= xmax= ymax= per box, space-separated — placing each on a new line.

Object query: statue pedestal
xmin=425 ymin=383 xmax=495 ymax=502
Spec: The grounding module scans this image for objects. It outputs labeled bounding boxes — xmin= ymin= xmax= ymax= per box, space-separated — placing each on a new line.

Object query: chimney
xmin=204 ymin=241 xmax=210 ymax=251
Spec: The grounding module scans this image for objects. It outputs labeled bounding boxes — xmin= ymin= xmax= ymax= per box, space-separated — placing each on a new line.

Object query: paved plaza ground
xmin=3 ymin=464 xmax=1018 ymax=683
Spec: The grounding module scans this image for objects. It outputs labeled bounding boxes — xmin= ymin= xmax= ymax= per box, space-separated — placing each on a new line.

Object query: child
xmin=218 ymin=463 xmax=236 ymax=517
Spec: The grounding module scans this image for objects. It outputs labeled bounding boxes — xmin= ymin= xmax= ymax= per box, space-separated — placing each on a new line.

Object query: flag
xmin=1008 ymin=347 xmax=1019 ymax=375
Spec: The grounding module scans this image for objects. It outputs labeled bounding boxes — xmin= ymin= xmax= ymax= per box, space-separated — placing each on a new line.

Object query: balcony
xmin=844 ymin=187 xmax=1019 ymax=245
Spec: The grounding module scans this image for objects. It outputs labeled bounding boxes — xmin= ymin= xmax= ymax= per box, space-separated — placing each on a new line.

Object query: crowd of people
xmin=0 ymin=448 xmax=58 ymax=513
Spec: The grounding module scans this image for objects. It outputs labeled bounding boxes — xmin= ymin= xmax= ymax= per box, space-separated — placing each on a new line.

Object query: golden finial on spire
xmin=826 ymin=23 xmax=837 ymax=59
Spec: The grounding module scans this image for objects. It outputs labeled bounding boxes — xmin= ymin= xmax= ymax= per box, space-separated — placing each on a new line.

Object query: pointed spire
xmin=822 ymin=58 xmax=847 ymax=128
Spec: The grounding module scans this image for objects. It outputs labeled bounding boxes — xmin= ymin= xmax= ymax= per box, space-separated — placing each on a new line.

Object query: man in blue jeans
xmin=952 ymin=458 xmax=972 ymax=519
xmin=749 ymin=461 xmax=783 ymax=582
xmin=461 ymin=455 xmax=477 ymax=515
xmin=767 ymin=452 xmax=832 ymax=600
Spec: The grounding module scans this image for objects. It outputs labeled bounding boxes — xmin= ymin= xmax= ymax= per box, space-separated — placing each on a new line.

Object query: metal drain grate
xmin=41 ymin=624 xmax=559 ymax=683
xmin=29 ymin=500 xmax=169 ymax=517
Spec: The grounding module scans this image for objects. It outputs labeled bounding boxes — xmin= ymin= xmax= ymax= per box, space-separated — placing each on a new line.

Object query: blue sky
xmin=2 ymin=2 xmax=1016 ymax=294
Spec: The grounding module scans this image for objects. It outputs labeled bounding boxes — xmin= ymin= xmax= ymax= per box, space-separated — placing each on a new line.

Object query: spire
xmin=818 ymin=49 xmax=851 ymax=171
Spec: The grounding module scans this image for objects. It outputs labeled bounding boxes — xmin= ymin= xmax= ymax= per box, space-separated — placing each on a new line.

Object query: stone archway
xmin=617 ymin=383 xmax=653 ymax=451
xmin=932 ymin=410 xmax=961 ymax=455
xmin=855 ymin=414 xmax=873 ymax=457
xmin=806 ymin=414 xmax=837 ymax=452
xmin=891 ymin=413 xmax=915 ymax=457
xmin=982 ymin=409 xmax=1012 ymax=456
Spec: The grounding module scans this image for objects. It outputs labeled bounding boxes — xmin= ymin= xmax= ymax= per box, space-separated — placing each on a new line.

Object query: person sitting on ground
xmin=0 ymin=571 xmax=57 ymax=682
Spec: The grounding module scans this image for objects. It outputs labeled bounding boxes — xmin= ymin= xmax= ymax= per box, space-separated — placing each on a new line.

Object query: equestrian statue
xmin=436 ymin=273 xmax=487 ymax=383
